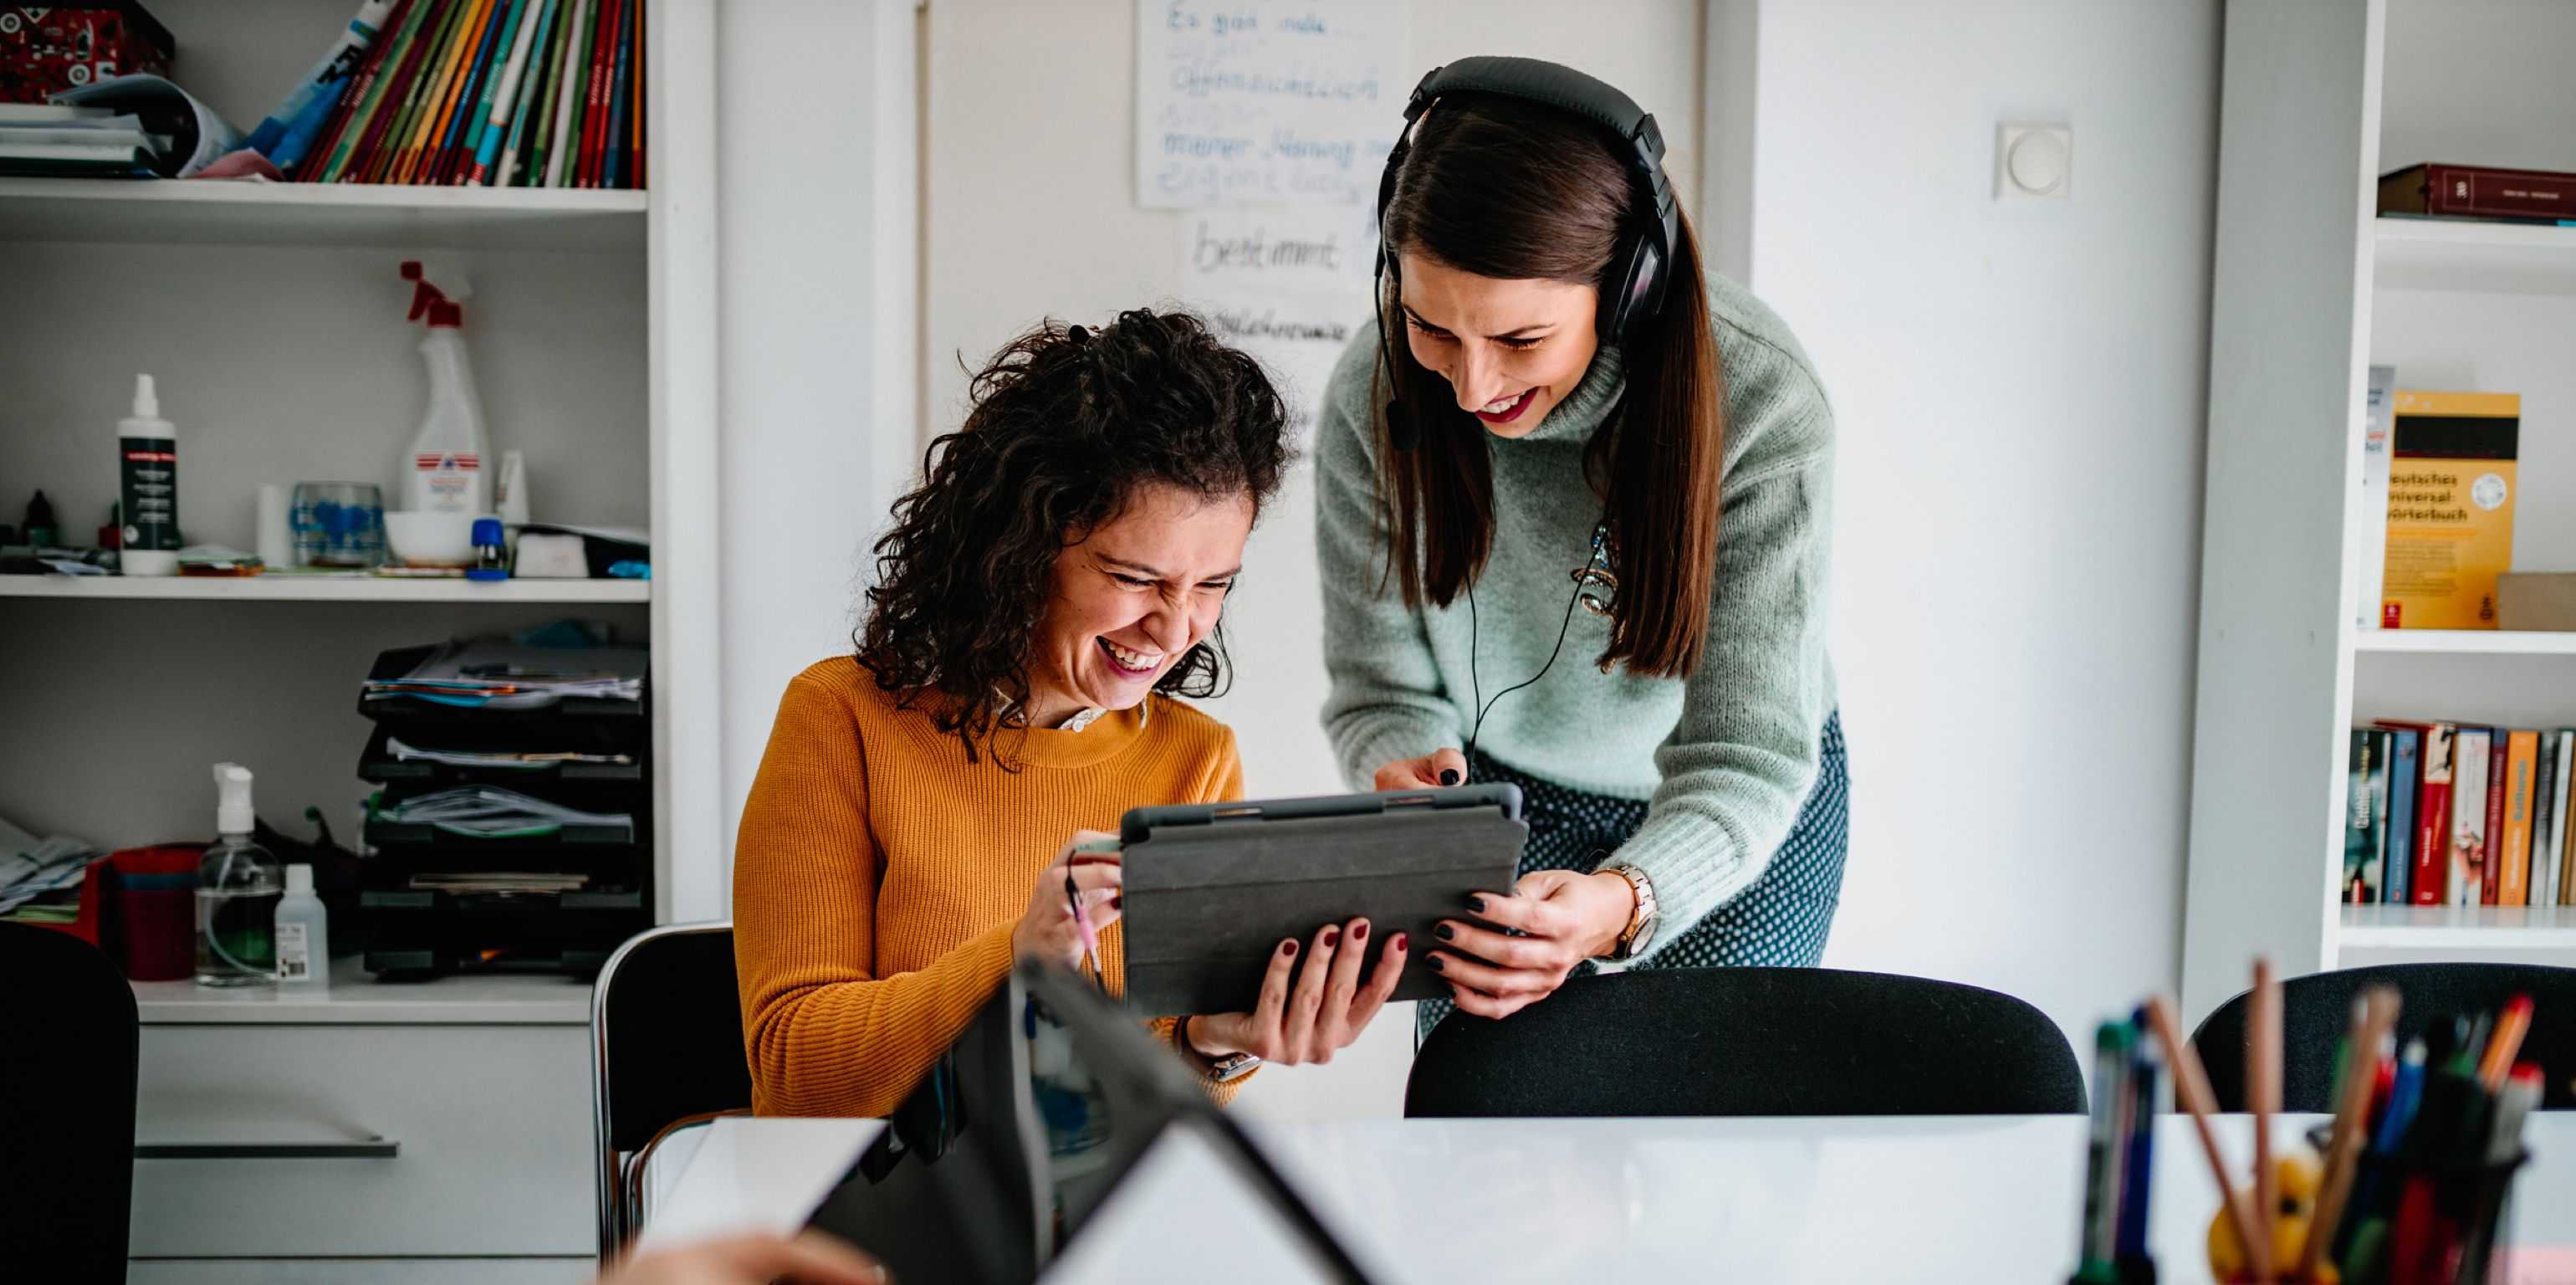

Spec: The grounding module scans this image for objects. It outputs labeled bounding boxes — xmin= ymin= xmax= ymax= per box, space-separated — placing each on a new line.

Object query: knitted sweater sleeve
xmin=1316 ymin=321 xmax=1463 ymax=789
xmin=1598 ymin=335 xmax=1837 ymax=965
xmin=733 ymin=673 xmax=1016 ymax=1118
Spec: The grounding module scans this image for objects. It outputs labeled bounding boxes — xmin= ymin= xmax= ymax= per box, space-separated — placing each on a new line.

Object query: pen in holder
xmin=2308 ymin=1124 xmax=2533 ymax=1285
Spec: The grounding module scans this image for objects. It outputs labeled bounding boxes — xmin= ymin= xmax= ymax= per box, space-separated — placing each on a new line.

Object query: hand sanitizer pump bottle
xmin=196 ymin=764 xmax=282 ymax=987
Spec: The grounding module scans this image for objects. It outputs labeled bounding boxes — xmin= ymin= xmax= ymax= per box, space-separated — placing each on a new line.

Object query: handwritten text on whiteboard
xmin=1136 ymin=0 xmax=1411 ymax=208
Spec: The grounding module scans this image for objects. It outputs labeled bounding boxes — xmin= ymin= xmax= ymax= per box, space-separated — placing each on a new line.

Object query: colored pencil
xmin=2248 ymin=957 xmax=2281 ymax=1282
xmin=2298 ymin=986 xmax=2400 ymax=1278
xmin=2476 ymin=994 xmax=2533 ymax=1090
xmin=2144 ymin=995 xmax=2267 ymax=1273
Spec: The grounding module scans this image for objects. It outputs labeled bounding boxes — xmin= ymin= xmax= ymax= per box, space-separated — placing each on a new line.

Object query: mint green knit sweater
xmin=1314 ymin=274 xmax=1838 ymax=962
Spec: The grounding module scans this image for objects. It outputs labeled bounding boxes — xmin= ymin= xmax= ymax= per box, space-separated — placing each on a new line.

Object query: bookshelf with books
xmin=0 ymin=1 xmax=713 ymax=1268
xmin=2186 ymin=0 xmax=2576 ymax=1023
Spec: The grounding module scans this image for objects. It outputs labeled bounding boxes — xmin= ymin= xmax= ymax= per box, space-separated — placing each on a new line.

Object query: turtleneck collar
xmin=1511 ymin=342 xmax=1627 ymax=446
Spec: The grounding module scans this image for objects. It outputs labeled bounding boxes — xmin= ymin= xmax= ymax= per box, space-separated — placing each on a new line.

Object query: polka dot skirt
xmin=1418 ymin=709 xmax=1849 ymax=1042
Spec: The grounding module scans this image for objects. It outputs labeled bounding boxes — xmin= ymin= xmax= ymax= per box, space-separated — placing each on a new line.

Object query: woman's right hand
xmin=1013 ymin=830 xmax=1122 ymax=969
xmin=1372 ymin=747 xmax=1469 ymax=791
xmin=1186 ymin=919 xmax=1407 ymax=1066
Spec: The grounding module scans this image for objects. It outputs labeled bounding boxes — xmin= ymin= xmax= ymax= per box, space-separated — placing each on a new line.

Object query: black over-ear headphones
xmin=1373 ymin=56 xmax=1679 ymax=451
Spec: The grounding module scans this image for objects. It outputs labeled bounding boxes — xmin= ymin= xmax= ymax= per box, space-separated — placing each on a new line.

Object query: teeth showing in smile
xmin=1101 ymin=639 xmax=1163 ymax=673
xmin=1481 ymin=391 xmax=1527 ymax=413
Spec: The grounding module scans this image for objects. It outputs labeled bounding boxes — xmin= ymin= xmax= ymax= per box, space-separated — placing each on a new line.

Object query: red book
xmin=297 ymin=0 xmax=415 ymax=178
xmin=580 ymin=0 xmax=619 ymax=187
xmin=2484 ymin=735 xmax=2510 ymax=904
xmin=2381 ymin=721 xmax=2455 ymax=905
xmin=2379 ymin=163 xmax=2576 ymax=223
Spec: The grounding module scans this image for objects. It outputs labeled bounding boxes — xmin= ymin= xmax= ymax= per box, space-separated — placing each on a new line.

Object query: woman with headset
xmin=1316 ymin=58 xmax=1848 ymax=1038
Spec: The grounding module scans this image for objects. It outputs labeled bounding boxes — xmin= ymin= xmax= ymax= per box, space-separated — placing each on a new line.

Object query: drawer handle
xmin=135 ymin=1136 xmax=399 ymax=1160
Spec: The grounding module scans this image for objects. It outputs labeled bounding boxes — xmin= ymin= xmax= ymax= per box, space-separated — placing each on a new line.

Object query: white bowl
xmin=384 ymin=510 xmax=483 ymax=567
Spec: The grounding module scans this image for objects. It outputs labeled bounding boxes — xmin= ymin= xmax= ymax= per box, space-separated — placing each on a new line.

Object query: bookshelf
xmin=0 ymin=176 xmax=647 ymax=250
xmin=0 ymin=4 xmax=717 ymax=1267
xmin=0 ymin=575 xmax=651 ymax=603
xmin=2185 ymin=0 xmax=2576 ymax=1023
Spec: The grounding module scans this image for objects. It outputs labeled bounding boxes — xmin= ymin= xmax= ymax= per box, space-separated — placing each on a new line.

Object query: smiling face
xmin=1025 ymin=481 xmax=1255 ymax=728
xmin=1397 ymin=250 xmax=1602 ymax=440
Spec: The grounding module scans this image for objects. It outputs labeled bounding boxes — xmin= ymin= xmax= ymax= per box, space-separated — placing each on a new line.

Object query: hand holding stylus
xmin=1012 ymin=830 xmax=1121 ymax=970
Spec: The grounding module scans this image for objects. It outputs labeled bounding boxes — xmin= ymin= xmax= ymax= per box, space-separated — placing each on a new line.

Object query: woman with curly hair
xmin=733 ymin=309 xmax=1406 ymax=1118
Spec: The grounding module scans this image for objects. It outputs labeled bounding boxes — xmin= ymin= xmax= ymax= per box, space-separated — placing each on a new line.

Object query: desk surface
xmin=641 ymin=1113 xmax=2576 ymax=1283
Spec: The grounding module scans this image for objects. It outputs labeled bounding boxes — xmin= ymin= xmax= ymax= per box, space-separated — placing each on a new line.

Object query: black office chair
xmin=1405 ymin=967 xmax=2085 ymax=1118
xmin=2191 ymin=962 xmax=2576 ymax=1113
xmin=591 ymin=920 xmax=754 ymax=1261
xmin=0 ymin=923 xmax=137 ymax=1284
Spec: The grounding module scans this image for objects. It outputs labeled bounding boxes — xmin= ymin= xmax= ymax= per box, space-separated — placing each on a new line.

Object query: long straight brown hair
xmin=1376 ymin=94 xmax=1727 ymax=678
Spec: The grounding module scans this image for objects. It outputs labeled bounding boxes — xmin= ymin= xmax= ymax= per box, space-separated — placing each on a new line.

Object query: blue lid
xmin=465 ymin=567 xmax=509 ymax=581
xmin=472 ymin=517 xmax=504 ymax=545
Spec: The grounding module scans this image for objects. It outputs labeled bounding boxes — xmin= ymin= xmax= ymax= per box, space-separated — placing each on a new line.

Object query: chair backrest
xmin=2191 ymin=962 xmax=2576 ymax=1113
xmin=1405 ymin=967 xmax=2085 ymax=1118
xmin=592 ymin=921 xmax=751 ymax=1256
xmin=0 ymin=923 xmax=137 ymax=1283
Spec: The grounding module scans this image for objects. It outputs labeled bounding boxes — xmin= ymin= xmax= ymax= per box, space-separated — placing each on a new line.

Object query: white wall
xmin=714 ymin=0 xmax=920 ymax=889
xmin=1728 ymin=0 xmax=2220 ymax=1044
xmin=923 ymin=0 xmax=1705 ymax=1119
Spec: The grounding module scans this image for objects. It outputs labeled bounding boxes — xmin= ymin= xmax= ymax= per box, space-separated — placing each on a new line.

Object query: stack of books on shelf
xmin=2345 ymin=724 xmax=2576 ymax=910
xmin=290 ymin=0 xmax=645 ymax=188
xmin=0 ymin=102 xmax=169 ymax=177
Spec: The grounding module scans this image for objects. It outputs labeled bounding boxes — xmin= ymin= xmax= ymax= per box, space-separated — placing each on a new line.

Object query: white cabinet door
xmin=131 ymin=1024 xmax=594 ymax=1258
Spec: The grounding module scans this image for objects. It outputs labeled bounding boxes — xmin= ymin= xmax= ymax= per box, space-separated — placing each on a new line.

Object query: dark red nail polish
xmin=1321 ymin=928 xmax=1340 ymax=948
xmin=1393 ymin=933 xmax=1408 ymax=951
xmin=1427 ymin=955 xmax=1444 ymax=973
xmin=1352 ymin=921 xmax=1368 ymax=941
xmin=1281 ymin=939 xmax=1297 ymax=957
xmin=1434 ymin=923 xmax=1455 ymax=941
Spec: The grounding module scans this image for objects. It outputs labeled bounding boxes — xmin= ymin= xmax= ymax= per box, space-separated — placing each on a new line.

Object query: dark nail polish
xmin=1464 ymin=893 xmax=1487 ymax=914
xmin=1392 ymin=933 xmax=1408 ymax=951
xmin=1439 ymin=768 xmax=1460 ymax=786
xmin=1110 ymin=896 xmax=1122 ymax=911
xmin=1321 ymin=928 xmax=1340 ymax=948
xmin=1352 ymin=921 xmax=1368 ymax=941
xmin=1281 ymin=939 xmax=1297 ymax=957
xmin=1434 ymin=923 xmax=1455 ymax=941
xmin=1427 ymin=955 xmax=1445 ymax=973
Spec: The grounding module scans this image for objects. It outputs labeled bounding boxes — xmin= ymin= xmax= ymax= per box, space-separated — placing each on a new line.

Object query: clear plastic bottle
xmin=197 ymin=763 xmax=281 ymax=987
xmin=273 ymin=863 xmax=330 ymax=986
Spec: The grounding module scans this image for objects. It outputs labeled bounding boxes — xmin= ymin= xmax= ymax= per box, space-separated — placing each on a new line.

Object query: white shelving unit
xmin=2185 ymin=0 xmax=2576 ymax=1023
xmin=0 ymin=576 xmax=651 ymax=602
xmin=0 ymin=0 xmax=717 ymax=1271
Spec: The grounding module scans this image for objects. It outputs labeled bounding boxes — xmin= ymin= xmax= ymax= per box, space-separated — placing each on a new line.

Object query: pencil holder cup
xmin=2307 ymin=1125 xmax=2531 ymax=1285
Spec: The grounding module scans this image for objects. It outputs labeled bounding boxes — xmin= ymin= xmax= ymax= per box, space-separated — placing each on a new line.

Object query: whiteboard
xmin=1135 ymin=0 xmax=1409 ymax=207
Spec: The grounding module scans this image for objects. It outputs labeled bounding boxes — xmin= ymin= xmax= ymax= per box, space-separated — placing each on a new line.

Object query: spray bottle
xmin=116 ymin=375 xmax=180 ymax=575
xmin=197 ymin=764 xmax=282 ymax=987
xmin=397 ymin=260 xmax=491 ymax=517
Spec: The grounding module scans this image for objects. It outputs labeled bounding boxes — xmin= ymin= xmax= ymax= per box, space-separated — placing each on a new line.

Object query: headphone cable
xmin=1464 ymin=568 xmax=1589 ymax=768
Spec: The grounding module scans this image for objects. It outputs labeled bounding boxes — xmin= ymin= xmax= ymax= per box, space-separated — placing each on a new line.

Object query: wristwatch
xmin=1173 ymin=1016 xmax=1262 ymax=1083
xmin=1599 ymin=862 xmax=1659 ymax=961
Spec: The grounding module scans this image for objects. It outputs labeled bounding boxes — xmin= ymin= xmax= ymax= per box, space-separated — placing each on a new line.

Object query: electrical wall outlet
xmin=1996 ymin=124 xmax=2072 ymax=201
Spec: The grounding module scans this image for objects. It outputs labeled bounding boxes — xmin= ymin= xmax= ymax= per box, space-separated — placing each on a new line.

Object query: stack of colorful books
xmin=2345 ymin=724 xmax=2576 ymax=909
xmin=293 ymin=0 xmax=644 ymax=188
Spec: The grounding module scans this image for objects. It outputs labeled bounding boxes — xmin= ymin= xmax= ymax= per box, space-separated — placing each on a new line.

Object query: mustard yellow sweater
xmin=733 ymin=658 xmax=1244 ymax=1118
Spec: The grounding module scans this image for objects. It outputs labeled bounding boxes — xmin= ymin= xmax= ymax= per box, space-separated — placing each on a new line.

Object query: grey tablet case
xmin=1118 ymin=785 xmax=1527 ymax=1018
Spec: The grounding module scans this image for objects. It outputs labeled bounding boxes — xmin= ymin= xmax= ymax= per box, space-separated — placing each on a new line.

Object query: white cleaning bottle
xmin=398 ymin=260 xmax=490 ymax=516
xmin=273 ymin=863 xmax=330 ymax=986
xmin=197 ymin=764 xmax=281 ymax=987
xmin=117 ymin=373 xmax=180 ymax=576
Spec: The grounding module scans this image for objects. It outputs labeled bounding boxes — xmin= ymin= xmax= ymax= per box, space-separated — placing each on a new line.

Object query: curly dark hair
xmin=857 ymin=307 xmax=1293 ymax=764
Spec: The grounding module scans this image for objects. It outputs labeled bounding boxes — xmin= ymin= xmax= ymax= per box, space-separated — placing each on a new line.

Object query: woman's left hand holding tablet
xmin=1429 ymin=869 xmax=1638 ymax=1019
xmin=1187 ymin=919 xmax=1407 ymax=1066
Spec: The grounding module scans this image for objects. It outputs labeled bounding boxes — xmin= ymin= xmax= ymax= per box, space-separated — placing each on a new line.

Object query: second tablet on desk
xmin=1117 ymin=785 xmax=1527 ymax=1018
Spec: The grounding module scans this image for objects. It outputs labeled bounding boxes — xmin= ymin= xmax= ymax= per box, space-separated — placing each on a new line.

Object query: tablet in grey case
xmin=1117 ymin=785 xmax=1527 ymax=1019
